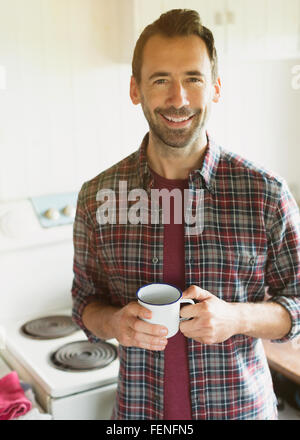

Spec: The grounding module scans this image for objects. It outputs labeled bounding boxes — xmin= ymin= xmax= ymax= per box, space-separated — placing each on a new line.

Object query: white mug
xmin=136 ymin=283 xmax=195 ymax=338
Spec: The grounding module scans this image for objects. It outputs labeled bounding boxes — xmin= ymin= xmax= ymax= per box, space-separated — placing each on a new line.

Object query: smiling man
xmin=130 ymin=32 xmax=220 ymax=179
xmin=133 ymin=36 xmax=214 ymax=148
xmin=71 ymin=9 xmax=300 ymax=420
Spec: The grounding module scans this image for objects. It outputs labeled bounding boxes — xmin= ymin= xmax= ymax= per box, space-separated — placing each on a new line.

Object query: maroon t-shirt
xmin=150 ymin=167 xmax=192 ymax=420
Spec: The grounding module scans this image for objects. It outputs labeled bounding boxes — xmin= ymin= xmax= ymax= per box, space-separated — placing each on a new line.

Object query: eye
xmin=154 ymin=78 xmax=168 ymax=85
xmin=187 ymin=77 xmax=203 ymax=83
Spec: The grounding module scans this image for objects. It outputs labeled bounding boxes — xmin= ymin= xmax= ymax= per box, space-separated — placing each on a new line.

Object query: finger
xmin=134 ymin=331 xmax=168 ymax=350
xmin=141 ymin=342 xmax=168 ymax=351
xmin=180 ymin=303 xmax=198 ymax=319
xmin=125 ymin=325 xmax=168 ymax=351
xmin=180 ymin=318 xmax=206 ymax=337
xmin=180 ymin=317 xmax=197 ymax=333
xmin=128 ymin=301 xmax=152 ymax=320
xmin=182 ymin=285 xmax=212 ymax=301
xmin=132 ymin=318 xmax=168 ymax=337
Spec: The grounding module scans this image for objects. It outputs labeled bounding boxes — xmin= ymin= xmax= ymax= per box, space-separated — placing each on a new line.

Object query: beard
xmin=140 ymin=96 xmax=210 ymax=149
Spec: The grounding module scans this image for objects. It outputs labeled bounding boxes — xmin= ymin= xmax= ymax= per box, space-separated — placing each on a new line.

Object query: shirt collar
xmin=137 ymin=132 xmax=220 ymax=194
xmin=137 ymin=133 xmax=153 ymax=191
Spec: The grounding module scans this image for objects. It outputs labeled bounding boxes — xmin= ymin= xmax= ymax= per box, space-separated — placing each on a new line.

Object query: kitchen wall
xmin=0 ymin=0 xmax=299 ymax=201
xmin=0 ymin=0 xmax=148 ymax=201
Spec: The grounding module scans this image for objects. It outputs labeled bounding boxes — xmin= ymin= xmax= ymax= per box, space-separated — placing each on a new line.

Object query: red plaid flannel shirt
xmin=72 ymin=133 xmax=300 ymax=419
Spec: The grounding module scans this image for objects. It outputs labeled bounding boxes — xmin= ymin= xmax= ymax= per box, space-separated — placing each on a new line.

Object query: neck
xmin=146 ymin=131 xmax=208 ymax=180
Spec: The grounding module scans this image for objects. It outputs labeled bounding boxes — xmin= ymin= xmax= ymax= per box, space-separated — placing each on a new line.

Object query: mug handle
xmin=179 ymin=298 xmax=195 ymax=322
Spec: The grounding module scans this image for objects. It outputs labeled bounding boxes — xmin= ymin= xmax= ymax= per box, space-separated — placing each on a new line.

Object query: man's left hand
xmin=179 ymin=285 xmax=239 ymax=344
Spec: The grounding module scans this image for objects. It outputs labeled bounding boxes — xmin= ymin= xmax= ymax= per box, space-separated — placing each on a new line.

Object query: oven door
xmin=49 ymin=382 xmax=117 ymax=420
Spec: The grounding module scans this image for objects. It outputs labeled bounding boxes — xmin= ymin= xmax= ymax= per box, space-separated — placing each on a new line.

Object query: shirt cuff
xmin=268 ymin=296 xmax=300 ymax=343
xmin=72 ymin=295 xmax=102 ymax=344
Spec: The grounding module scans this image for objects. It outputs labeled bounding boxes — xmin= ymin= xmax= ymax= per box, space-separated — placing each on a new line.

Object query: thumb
xmin=182 ymin=285 xmax=212 ymax=302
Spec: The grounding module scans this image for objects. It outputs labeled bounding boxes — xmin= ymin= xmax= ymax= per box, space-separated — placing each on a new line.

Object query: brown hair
xmin=132 ymin=9 xmax=218 ymax=84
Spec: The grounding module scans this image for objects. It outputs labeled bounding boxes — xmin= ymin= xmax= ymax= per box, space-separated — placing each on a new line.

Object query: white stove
xmin=0 ymin=194 xmax=119 ymax=420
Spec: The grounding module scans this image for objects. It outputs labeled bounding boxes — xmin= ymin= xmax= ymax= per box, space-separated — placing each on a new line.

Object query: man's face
xmin=130 ymin=34 xmax=220 ymax=149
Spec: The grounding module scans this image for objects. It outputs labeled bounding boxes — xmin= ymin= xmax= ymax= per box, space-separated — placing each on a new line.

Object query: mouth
xmin=159 ymin=113 xmax=195 ymax=128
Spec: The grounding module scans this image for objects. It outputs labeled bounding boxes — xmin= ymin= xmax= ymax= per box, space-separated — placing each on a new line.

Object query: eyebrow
xmin=185 ymin=70 xmax=206 ymax=78
xmin=148 ymin=72 xmax=170 ymax=81
xmin=148 ymin=70 xmax=206 ymax=80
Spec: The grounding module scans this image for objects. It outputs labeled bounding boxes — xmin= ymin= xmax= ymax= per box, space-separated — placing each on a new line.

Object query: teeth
xmin=164 ymin=115 xmax=191 ymax=122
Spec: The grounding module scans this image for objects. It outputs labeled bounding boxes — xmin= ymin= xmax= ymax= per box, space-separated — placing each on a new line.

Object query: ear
xmin=212 ymin=77 xmax=221 ymax=103
xmin=130 ymin=76 xmax=141 ymax=105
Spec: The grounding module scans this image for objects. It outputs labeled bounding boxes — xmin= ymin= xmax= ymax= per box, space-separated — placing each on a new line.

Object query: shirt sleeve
xmin=71 ymin=182 xmax=107 ymax=343
xmin=265 ymin=179 xmax=300 ymax=343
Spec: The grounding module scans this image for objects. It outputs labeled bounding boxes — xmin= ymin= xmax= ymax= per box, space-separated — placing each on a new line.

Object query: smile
xmin=159 ymin=113 xmax=195 ymax=127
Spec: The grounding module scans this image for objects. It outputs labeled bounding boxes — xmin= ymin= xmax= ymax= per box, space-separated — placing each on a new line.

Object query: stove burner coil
xmin=21 ymin=315 xmax=78 ymax=339
xmin=50 ymin=340 xmax=117 ymax=372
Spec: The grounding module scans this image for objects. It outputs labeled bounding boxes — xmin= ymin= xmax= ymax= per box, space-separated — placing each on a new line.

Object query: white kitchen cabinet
xmin=225 ymin=0 xmax=300 ymax=59
xmin=265 ymin=0 xmax=300 ymax=58
xmin=158 ymin=0 xmax=300 ymax=59
xmin=225 ymin=0 xmax=268 ymax=58
xmin=0 ymin=0 xmax=129 ymax=200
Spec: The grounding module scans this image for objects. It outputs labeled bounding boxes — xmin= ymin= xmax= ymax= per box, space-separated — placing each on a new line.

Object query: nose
xmin=166 ymin=80 xmax=190 ymax=108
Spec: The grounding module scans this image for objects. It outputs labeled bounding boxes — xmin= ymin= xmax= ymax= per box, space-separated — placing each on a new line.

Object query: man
xmin=71 ymin=9 xmax=300 ymax=420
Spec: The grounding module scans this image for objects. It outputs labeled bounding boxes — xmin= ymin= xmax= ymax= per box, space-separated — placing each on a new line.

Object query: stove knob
xmin=44 ymin=208 xmax=60 ymax=221
xmin=62 ymin=204 xmax=76 ymax=218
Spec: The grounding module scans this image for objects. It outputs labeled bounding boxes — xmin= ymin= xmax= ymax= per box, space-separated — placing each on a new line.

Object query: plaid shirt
xmin=71 ymin=133 xmax=300 ymax=420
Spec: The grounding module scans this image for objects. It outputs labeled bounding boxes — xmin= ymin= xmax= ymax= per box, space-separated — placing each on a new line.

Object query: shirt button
xmin=152 ymin=257 xmax=159 ymax=264
xmin=249 ymin=257 xmax=256 ymax=265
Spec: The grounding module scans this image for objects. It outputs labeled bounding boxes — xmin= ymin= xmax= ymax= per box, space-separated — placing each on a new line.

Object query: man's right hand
xmin=112 ymin=301 xmax=168 ymax=351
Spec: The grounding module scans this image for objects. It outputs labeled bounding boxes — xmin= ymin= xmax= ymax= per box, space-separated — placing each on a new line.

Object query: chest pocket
xmin=202 ymin=250 xmax=267 ymax=303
